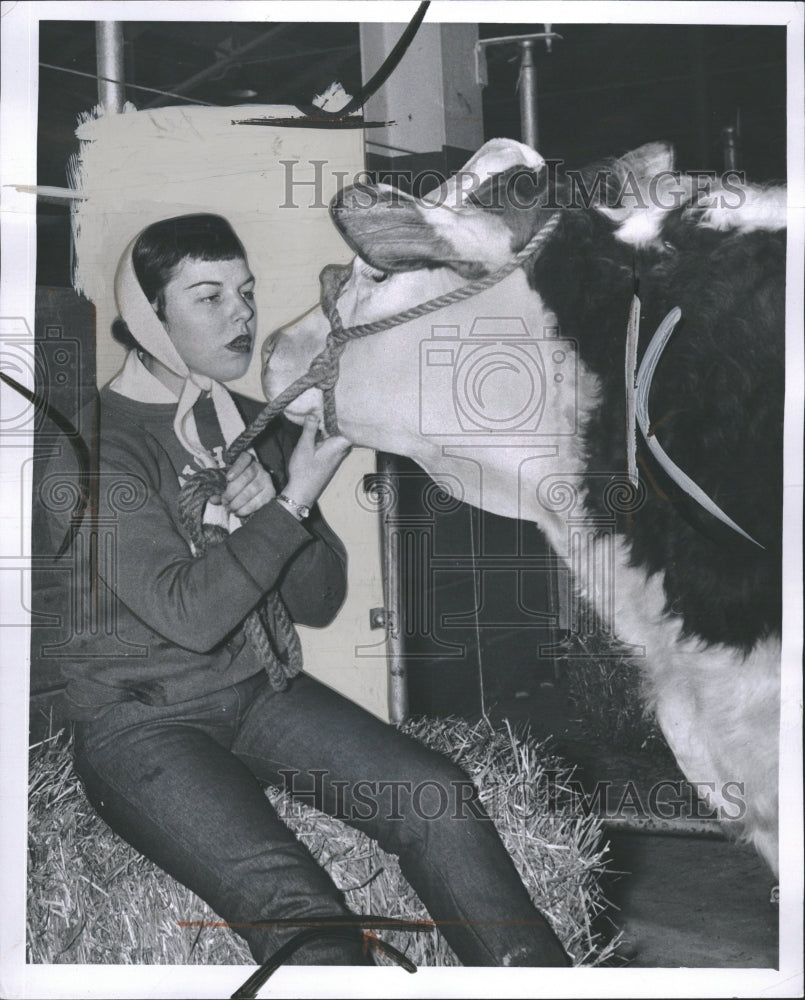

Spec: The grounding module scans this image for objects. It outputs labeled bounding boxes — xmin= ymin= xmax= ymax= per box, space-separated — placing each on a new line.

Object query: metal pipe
xmin=601 ymin=815 xmax=728 ymax=839
xmin=476 ymin=31 xmax=557 ymax=143
xmin=95 ymin=22 xmax=125 ymax=113
xmin=519 ymin=39 xmax=538 ymax=150
xmin=722 ymin=124 xmax=741 ymax=171
xmin=376 ymin=453 xmax=408 ymax=724
xmin=476 ymin=30 xmax=562 ymax=53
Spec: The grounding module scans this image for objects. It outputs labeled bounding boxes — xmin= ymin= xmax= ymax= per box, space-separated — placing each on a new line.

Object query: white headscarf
xmin=112 ymin=237 xmax=248 ymax=469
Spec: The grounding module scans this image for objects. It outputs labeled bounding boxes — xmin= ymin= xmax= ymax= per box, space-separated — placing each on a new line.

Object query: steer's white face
xmin=263 ymin=258 xmax=465 ymax=440
xmin=263 ymin=258 xmax=593 ymax=524
xmin=263 ymin=138 xmax=605 ymax=521
xmin=263 ymin=137 xmax=553 ymax=450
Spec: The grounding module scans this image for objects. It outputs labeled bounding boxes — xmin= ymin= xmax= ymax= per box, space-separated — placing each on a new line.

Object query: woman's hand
xmin=215 ymin=452 xmax=276 ymax=518
xmin=284 ymin=415 xmax=352 ymax=509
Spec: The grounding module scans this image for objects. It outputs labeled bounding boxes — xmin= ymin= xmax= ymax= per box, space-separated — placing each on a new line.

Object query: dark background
xmin=33 ymin=19 xmax=787 ymax=720
xmin=37 ymin=21 xmax=787 ymax=285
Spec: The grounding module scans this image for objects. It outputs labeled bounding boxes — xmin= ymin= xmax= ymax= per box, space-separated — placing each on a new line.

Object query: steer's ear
xmin=330 ymin=182 xmax=518 ymax=277
xmin=614 ymin=141 xmax=675 ymax=181
xmin=596 ymin=142 xmax=683 ymax=246
xmin=421 ymin=138 xmax=546 ymax=209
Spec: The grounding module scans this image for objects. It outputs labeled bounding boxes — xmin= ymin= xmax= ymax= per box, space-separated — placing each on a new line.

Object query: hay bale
xmin=27 ymin=718 xmax=620 ymax=966
xmin=27 ymin=730 xmax=248 ymax=966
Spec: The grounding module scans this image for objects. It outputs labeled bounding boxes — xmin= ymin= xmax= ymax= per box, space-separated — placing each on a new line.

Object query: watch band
xmin=277 ymin=494 xmax=311 ymax=520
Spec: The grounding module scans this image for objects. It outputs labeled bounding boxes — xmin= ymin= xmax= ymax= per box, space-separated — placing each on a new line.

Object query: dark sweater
xmin=42 ymin=385 xmax=347 ymax=719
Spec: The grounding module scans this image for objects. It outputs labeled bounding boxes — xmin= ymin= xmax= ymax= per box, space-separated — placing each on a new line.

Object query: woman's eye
xmin=201 ymin=293 xmax=220 ymax=303
xmin=370 ymin=272 xmax=388 ymax=284
xmin=242 ymin=290 xmax=255 ymax=301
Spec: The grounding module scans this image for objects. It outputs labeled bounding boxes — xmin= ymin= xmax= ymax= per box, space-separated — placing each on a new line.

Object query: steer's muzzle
xmin=261 ymin=309 xmax=329 ymax=426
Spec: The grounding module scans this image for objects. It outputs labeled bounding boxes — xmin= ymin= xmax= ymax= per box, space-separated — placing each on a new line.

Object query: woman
xmin=56 ymin=213 xmax=569 ymax=967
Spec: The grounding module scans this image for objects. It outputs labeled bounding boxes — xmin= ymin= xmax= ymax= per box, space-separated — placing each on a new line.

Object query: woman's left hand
xmin=215 ymin=452 xmax=276 ymax=518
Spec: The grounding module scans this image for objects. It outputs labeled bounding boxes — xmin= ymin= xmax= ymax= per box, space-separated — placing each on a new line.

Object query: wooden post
xmin=360 ymin=22 xmax=484 ymax=185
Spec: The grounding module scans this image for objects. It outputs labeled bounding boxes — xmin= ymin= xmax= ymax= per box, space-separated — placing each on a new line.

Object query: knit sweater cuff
xmin=225 ymin=499 xmax=312 ymax=592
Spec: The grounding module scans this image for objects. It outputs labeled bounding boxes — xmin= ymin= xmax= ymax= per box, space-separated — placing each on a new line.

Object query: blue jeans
xmin=73 ymin=671 xmax=570 ymax=967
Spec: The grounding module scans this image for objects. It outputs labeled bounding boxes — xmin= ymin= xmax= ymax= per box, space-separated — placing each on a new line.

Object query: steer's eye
xmin=370 ymin=271 xmax=389 ymax=284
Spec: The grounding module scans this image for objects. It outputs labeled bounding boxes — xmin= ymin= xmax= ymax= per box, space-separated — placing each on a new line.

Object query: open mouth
xmin=226 ymin=334 xmax=253 ymax=354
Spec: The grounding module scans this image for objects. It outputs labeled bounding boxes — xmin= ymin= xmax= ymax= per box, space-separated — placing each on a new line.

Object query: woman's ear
xmin=151 ymin=293 xmax=168 ymax=323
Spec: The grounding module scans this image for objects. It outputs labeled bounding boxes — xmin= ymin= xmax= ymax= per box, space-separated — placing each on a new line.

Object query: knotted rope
xmin=178 ymin=468 xmax=303 ymax=691
xmin=177 ymin=211 xmax=562 ymax=689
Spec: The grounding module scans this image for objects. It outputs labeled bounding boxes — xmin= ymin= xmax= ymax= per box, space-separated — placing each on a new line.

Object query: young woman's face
xmin=157 ymin=256 xmax=257 ymax=381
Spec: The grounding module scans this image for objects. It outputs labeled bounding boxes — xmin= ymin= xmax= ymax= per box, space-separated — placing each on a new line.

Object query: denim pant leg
xmin=73 ymin=679 xmax=370 ymax=966
xmin=233 ymin=673 xmax=570 ymax=967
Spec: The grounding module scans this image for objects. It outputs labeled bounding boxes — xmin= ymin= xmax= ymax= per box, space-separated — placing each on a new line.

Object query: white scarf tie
xmin=112 ymin=239 xmax=251 ymax=531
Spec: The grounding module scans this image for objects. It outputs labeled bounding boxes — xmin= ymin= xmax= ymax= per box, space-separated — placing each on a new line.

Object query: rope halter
xmin=227 ymin=211 xmax=563 ymax=455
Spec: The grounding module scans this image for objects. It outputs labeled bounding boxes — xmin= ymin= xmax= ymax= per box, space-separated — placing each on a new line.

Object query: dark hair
xmin=111 ymin=316 xmax=143 ymax=351
xmin=113 ymin=213 xmax=247 ymax=353
xmin=133 ymin=213 xmax=247 ymax=314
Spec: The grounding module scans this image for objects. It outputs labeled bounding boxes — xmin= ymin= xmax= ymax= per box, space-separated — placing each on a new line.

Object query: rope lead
xmin=177 ymin=467 xmax=302 ymax=689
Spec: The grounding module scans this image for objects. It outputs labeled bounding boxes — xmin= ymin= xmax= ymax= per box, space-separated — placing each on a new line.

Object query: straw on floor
xmin=27 ymin=716 xmax=620 ymax=967
xmin=560 ymin=630 xmax=675 ymax=761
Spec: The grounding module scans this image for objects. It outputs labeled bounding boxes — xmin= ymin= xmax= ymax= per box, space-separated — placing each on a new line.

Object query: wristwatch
xmin=277 ymin=494 xmax=311 ymax=521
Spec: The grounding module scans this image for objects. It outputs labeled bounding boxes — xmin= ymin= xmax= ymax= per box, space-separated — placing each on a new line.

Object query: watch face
xmin=279 ymin=495 xmax=309 ymax=519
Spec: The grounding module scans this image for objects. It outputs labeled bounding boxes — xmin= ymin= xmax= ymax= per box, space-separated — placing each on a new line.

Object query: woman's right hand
xmin=283 ymin=415 xmax=352 ymax=510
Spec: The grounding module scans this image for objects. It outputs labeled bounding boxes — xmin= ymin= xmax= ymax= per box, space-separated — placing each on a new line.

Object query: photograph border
xmin=1 ymin=2 xmax=803 ymax=997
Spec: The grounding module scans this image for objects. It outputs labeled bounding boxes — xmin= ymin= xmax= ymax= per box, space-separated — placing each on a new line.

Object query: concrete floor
xmin=603 ymin=831 xmax=777 ymax=967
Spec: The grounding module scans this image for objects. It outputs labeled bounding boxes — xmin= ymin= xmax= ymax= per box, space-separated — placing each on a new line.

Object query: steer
xmin=263 ymin=140 xmax=786 ymax=874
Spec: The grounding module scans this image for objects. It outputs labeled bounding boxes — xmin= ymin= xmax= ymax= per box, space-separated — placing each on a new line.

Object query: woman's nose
xmin=231 ymin=292 xmax=255 ymax=323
